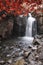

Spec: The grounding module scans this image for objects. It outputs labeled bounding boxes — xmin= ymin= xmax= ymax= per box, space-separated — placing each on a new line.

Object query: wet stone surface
xmin=0 ymin=35 xmax=43 ymax=65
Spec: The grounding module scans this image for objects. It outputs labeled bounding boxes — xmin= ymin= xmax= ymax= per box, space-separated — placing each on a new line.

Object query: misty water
xmin=18 ymin=13 xmax=36 ymax=44
xmin=25 ymin=13 xmax=36 ymax=37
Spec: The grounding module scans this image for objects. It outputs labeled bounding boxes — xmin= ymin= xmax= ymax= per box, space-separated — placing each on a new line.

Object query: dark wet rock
xmin=31 ymin=46 xmax=37 ymax=51
xmin=35 ymin=55 xmax=39 ymax=61
xmin=33 ymin=39 xmax=41 ymax=45
xmin=28 ymin=45 xmax=37 ymax=51
xmin=28 ymin=45 xmax=33 ymax=49
xmin=33 ymin=35 xmax=43 ymax=45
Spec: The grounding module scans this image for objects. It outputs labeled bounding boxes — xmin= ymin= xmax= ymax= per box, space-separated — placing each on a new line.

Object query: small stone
xmin=10 ymin=46 xmax=14 ymax=49
xmin=7 ymin=59 xmax=12 ymax=64
xmin=38 ymin=46 xmax=42 ymax=49
xmin=7 ymin=54 xmax=11 ymax=57
xmin=5 ymin=46 xmax=9 ymax=50
xmin=19 ymin=51 xmax=24 ymax=56
xmin=0 ymin=60 xmax=5 ymax=64
xmin=35 ymin=55 xmax=39 ymax=60
xmin=24 ymin=51 xmax=31 ymax=58
xmin=15 ymin=52 xmax=19 ymax=57
xmin=28 ymin=45 xmax=33 ymax=48
xmin=32 ymin=46 xmax=37 ymax=51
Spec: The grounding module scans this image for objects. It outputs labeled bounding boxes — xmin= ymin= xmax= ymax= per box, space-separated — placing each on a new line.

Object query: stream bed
xmin=0 ymin=35 xmax=43 ymax=65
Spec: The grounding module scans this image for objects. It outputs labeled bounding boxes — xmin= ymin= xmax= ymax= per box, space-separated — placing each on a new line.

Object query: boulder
xmin=23 ymin=51 xmax=31 ymax=58
xmin=33 ymin=39 xmax=41 ymax=45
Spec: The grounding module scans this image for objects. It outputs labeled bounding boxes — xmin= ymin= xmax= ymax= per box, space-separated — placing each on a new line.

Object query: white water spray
xmin=18 ymin=13 xmax=36 ymax=44
xmin=25 ymin=13 xmax=36 ymax=37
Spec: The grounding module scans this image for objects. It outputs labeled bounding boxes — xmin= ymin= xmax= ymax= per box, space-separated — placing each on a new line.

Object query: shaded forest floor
xmin=0 ymin=35 xmax=43 ymax=65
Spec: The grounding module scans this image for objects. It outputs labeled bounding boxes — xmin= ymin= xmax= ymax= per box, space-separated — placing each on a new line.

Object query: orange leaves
xmin=0 ymin=0 xmax=43 ymax=17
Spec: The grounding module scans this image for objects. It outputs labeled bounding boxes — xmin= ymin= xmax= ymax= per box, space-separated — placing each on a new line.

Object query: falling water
xmin=18 ymin=13 xmax=36 ymax=44
xmin=25 ymin=13 xmax=36 ymax=37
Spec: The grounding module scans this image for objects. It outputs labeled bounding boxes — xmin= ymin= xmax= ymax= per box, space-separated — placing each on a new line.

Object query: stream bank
xmin=0 ymin=35 xmax=43 ymax=65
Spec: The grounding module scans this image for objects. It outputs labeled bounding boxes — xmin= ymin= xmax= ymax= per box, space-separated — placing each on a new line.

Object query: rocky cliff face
xmin=37 ymin=14 xmax=43 ymax=34
xmin=0 ymin=14 xmax=43 ymax=39
xmin=0 ymin=18 xmax=14 ymax=39
xmin=0 ymin=15 xmax=27 ymax=38
xmin=13 ymin=16 xmax=27 ymax=36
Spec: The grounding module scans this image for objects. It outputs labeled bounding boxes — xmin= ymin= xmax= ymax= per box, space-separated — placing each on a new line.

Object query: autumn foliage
xmin=0 ymin=0 xmax=43 ymax=17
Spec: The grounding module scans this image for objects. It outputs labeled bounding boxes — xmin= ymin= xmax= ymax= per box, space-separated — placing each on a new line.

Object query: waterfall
xmin=18 ymin=13 xmax=36 ymax=44
xmin=25 ymin=13 xmax=36 ymax=37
